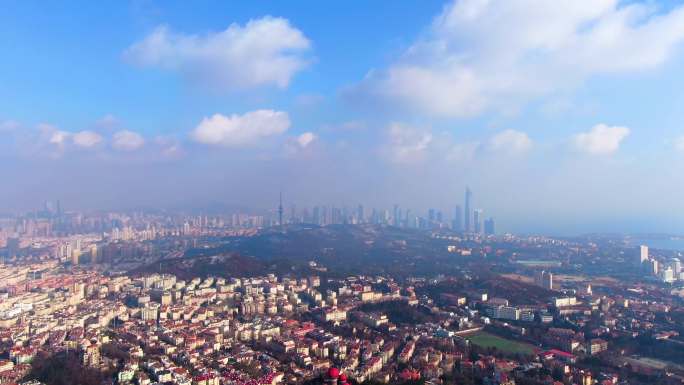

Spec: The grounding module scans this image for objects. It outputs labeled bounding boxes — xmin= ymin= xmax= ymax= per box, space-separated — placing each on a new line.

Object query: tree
xmin=24 ymin=351 xmax=113 ymax=385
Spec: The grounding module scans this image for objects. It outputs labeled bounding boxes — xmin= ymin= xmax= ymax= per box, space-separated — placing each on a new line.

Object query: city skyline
xmin=3 ymin=3 xmax=684 ymax=385
xmin=6 ymin=190 xmax=496 ymax=234
xmin=3 ymin=1 xmax=684 ymax=235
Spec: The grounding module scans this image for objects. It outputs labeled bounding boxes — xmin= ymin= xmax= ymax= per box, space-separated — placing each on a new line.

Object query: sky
xmin=2 ymin=0 xmax=684 ymax=234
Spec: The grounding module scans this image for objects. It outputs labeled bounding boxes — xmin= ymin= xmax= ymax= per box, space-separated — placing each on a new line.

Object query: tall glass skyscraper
xmin=453 ymin=205 xmax=462 ymax=231
xmin=464 ymin=187 xmax=472 ymax=232
xmin=474 ymin=209 xmax=482 ymax=233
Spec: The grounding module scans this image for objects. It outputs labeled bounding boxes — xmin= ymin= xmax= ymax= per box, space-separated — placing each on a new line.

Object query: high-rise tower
xmin=535 ymin=270 xmax=553 ymax=290
xmin=464 ymin=187 xmax=472 ymax=232
xmin=473 ymin=209 xmax=483 ymax=233
xmin=452 ymin=205 xmax=462 ymax=232
xmin=639 ymin=245 xmax=649 ymax=264
xmin=278 ymin=192 xmax=284 ymax=228
xmin=484 ymin=217 xmax=495 ymax=235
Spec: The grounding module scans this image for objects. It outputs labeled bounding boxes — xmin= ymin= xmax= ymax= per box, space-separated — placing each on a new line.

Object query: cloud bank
xmin=573 ymin=124 xmax=630 ymax=155
xmin=191 ymin=110 xmax=291 ymax=147
xmin=113 ymin=130 xmax=145 ymax=151
xmin=350 ymin=0 xmax=684 ymax=117
xmin=125 ymin=17 xmax=311 ymax=90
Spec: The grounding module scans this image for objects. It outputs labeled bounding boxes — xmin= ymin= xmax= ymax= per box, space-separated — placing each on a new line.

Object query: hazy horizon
xmin=3 ymin=0 xmax=684 ymax=235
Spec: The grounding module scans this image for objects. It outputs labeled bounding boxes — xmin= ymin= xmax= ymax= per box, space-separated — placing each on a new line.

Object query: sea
xmin=626 ymin=237 xmax=684 ymax=253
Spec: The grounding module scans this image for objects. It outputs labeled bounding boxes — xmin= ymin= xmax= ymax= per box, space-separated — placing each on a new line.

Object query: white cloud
xmin=351 ymin=0 xmax=684 ymax=117
xmin=37 ymin=123 xmax=57 ymax=133
xmin=320 ymin=120 xmax=367 ymax=134
xmin=113 ymin=130 xmax=145 ymax=151
xmin=297 ymin=132 xmax=316 ymax=148
xmin=72 ymin=130 xmax=103 ymax=148
xmin=383 ymin=125 xmax=533 ymax=165
xmin=95 ymin=114 xmax=119 ymax=129
xmin=191 ymin=110 xmax=290 ymax=147
xmin=34 ymin=124 xmax=69 ymax=157
xmin=49 ymin=130 xmax=70 ymax=147
xmin=446 ymin=141 xmax=480 ymax=163
xmin=674 ymin=136 xmax=684 ymax=152
xmin=0 ymin=120 xmax=20 ymax=131
xmin=154 ymin=136 xmax=184 ymax=158
xmin=125 ymin=17 xmax=311 ymax=90
xmin=37 ymin=124 xmax=104 ymax=151
xmin=489 ymin=129 xmax=533 ymax=154
xmin=573 ymin=123 xmax=630 ymax=155
xmin=384 ymin=123 xmax=433 ymax=163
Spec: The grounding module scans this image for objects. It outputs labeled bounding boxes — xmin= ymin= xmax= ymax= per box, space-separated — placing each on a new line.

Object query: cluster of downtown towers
xmin=280 ymin=187 xmax=495 ymax=235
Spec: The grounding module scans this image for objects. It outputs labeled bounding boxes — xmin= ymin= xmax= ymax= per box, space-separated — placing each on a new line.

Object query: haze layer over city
xmin=3 ymin=1 xmax=684 ymax=234
xmin=4 ymin=2 xmax=684 ymax=385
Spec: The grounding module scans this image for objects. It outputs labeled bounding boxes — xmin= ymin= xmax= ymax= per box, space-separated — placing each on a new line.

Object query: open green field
xmin=465 ymin=331 xmax=536 ymax=355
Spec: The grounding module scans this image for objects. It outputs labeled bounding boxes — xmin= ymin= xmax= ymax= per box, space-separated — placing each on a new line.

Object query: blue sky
xmin=0 ymin=1 xmax=442 ymax=131
xmin=2 ymin=0 xmax=684 ymax=234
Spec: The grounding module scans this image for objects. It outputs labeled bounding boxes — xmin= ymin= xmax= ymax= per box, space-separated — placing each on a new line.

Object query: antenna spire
xmin=278 ymin=191 xmax=284 ymax=229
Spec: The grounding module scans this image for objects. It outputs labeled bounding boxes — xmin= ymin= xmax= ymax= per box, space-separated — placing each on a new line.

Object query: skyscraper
xmin=640 ymin=245 xmax=649 ymax=264
xmin=6 ymin=238 xmax=19 ymax=258
xmin=72 ymin=248 xmax=80 ymax=265
xmin=90 ymin=244 xmax=98 ymax=264
xmin=313 ymin=206 xmax=321 ymax=225
xmin=321 ymin=206 xmax=329 ymax=225
xmin=650 ymin=259 xmax=659 ymax=275
xmin=484 ymin=217 xmax=495 ymax=235
xmin=278 ymin=192 xmax=284 ymax=228
xmin=453 ymin=205 xmax=462 ymax=232
xmin=473 ymin=209 xmax=483 ymax=233
xmin=670 ymin=258 xmax=682 ymax=274
xmin=332 ymin=206 xmax=342 ymax=224
xmin=290 ymin=204 xmax=297 ymax=224
xmin=464 ymin=187 xmax=472 ymax=232
xmin=535 ymin=270 xmax=553 ymax=290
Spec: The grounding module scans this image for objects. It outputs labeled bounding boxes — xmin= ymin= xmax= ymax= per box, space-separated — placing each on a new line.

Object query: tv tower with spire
xmin=278 ymin=192 xmax=284 ymax=229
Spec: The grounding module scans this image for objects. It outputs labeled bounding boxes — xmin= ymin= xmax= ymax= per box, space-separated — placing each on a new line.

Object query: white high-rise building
xmin=650 ymin=259 xmax=659 ymax=275
xmin=112 ymin=227 xmax=121 ymax=240
xmin=535 ymin=270 xmax=554 ymax=290
xmin=661 ymin=267 xmax=675 ymax=283
xmin=640 ymin=245 xmax=649 ymax=264
xmin=90 ymin=244 xmax=98 ymax=263
xmin=670 ymin=258 xmax=681 ymax=275
xmin=59 ymin=243 xmax=72 ymax=261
